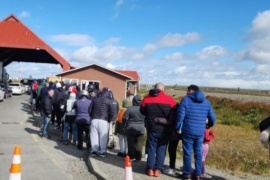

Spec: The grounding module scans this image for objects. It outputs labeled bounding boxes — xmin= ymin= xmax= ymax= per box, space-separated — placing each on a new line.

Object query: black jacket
xmin=41 ymin=95 xmax=53 ymax=117
xmin=140 ymin=89 xmax=177 ymax=133
xmin=91 ymin=89 xmax=113 ymax=122
xmin=110 ymin=98 xmax=119 ymax=121
xmin=53 ymin=87 xmax=65 ymax=106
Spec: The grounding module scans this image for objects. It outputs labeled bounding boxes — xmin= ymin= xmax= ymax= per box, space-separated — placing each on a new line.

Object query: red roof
xmin=56 ymin=64 xmax=140 ymax=81
xmin=0 ymin=14 xmax=72 ymax=71
xmin=115 ymin=70 xmax=140 ymax=81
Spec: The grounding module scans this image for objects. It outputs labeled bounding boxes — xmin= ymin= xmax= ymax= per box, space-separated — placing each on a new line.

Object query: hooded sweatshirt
xmin=176 ymin=90 xmax=216 ymax=136
xmin=123 ymin=95 xmax=145 ymax=135
xmin=37 ymin=81 xmax=45 ymax=97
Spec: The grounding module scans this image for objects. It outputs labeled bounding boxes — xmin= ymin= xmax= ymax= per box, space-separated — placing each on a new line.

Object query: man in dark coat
xmin=40 ymin=88 xmax=54 ymax=139
xmin=73 ymin=90 xmax=92 ymax=150
xmin=140 ymin=83 xmax=177 ymax=177
xmin=90 ymin=88 xmax=113 ymax=157
xmin=107 ymin=90 xmax=119 ymax=149
xmin=53 ymin=82 xmax=65 ymax=128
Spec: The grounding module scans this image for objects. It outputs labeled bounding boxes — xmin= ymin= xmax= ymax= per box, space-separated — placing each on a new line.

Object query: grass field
xmin=140 ymin=85 xmax=270 ymax=176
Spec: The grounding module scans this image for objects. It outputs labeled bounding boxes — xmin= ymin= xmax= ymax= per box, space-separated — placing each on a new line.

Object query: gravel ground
xmin=67 ymin=157 xmax=97 ymax=180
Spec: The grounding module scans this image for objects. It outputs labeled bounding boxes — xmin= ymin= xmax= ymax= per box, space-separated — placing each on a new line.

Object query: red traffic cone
xmin=124 ymin=155 xmax=133 ymax=180
xmin=9 ymin=146 xmax=21 ymax=180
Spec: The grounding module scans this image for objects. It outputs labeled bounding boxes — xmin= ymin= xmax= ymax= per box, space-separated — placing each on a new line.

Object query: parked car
xmin=0 ymin=83 xmax=12 ymax=98
xmin=20 ymin=79 xmax=33 ymax=95
xmin=0 ymin=87 xmax=4 ymax=102
xmin=9 ymin=83 xmax=25 ymax=95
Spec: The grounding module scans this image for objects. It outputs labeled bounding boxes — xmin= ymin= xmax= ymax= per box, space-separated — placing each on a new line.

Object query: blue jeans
xmin=42 ymin=116 xmax=50 ymax=136
xmin=146 ymin=131 xmax=169 ymax=170
xmin=63 ymin=121 xmax=78 ymax=141
xmin=182 ymin=133 xmax=203 ymax=176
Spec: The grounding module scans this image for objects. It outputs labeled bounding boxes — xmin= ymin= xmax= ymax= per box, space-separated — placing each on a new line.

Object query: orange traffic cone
xmin=9 ymin=146 xmax=21 ymax=180
xmin=124 ymin=155 xmax=133 ymax=180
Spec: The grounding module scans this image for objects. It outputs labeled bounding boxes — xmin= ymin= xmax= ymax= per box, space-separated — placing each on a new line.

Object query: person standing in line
xmin=62 ymin=92 xmax=78 ymax=146
xmin=162 ymin=104 xmax=181 ymax=176
xmin=123 ymin=95 xmax=145 ymax=162
xmin=40 ymin=88 xmax=54 ymax=139
xmin=36 ymin=81 xmax=46 ymax=112
xmin=201 ymin=126 xmax=215 ymax=179
xmin=114 ymin=99 xmax=130 ymax=157
xmin=31 ymin=80 xmax=38 ymax=110
xmin=90 ymin=88 xmax=113 ymax=157
xmin=53 ymin=82 xmax=66 ymax=129
xmin=176 ymin=85 xmax=216 ymax=180
xmin=107 ymin=90 xmax=119 ymax=149
xmin=140 ymin=83 xmax=177 ymax=177
xmin=72 ymin=90 xmax=92 ymax=150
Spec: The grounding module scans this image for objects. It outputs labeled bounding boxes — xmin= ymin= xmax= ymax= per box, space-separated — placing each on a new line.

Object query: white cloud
xmin=71 ymin=45 xmax=130 ymax=63
xmin=19 ymin=11 xmax=30 ymax=18
xmin=72 ymin=46 xmax=99 ymax=62
xmin=48 ymin=34 xmax=94 ymax=46
xmin=175 ymin=66 xmax=187 ymax=74
xmin=196 ymin=45 xmax=226 ymax=60
xmin=164 ymin=52 xmax=184 ymax=60
xmin=143 ymin=32 xmax=200 ymax=53
xmin=250 ymin=10 xmax=270 ymax=39
xmin=255 ymin=64 xmax=270 ymax=75
xmin=240 ymin=10 xmax=270 ymax=64
xmin=158 ymin=32 xmax=200 ymax=47
xmin=8 ymin=9 xmax=270 ymax=91
xmin=106 ymin=63 xmax=117 ymax=69
xmin=131 ymin=53 xmax=145 ymax=60
xmin=143 ymin=43 xmax=157 ymax=53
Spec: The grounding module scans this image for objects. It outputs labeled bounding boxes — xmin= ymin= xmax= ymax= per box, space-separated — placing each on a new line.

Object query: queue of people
xmin=31 ymin=80 xmax=216 ymax=180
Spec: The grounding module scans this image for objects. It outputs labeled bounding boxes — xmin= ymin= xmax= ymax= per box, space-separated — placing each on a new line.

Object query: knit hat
xmin=69 ymin=92 xmax=76 ymax=99
xmin=56 ymin=82 xmax=62 ymax=88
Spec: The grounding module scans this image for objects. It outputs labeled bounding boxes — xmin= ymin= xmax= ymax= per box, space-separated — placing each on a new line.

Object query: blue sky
xmin=2 ymin=0 xmax=270 ymax=90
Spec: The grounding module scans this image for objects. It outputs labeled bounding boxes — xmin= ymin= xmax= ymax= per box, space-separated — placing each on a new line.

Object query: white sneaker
xmin=162 ymin=168 xmax=176 ymax=176
xmin=142 ymin=154 xmax=148 ymax=159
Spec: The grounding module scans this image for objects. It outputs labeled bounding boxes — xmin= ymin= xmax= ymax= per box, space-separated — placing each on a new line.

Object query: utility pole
xmin=18 ymin=62 xmax=21 ymax=79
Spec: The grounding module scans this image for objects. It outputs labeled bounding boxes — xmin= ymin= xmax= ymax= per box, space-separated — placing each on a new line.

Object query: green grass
xmin=138 ymin=88 xmax=270 ymax=176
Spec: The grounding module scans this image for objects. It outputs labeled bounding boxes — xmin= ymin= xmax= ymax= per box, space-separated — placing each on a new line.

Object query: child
xmin=201 ymin=127 xmax=215 ymax=178
xmin=114 ymin=99 xmax=130 ymax=157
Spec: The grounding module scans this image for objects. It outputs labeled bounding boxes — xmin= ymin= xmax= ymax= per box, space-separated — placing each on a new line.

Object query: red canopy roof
xmin=0 ymin=14 xmax=72 ymax=71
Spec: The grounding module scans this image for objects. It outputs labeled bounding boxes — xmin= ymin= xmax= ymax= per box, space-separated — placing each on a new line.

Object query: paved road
xmin=0 ymin=94 xmax=97 ymax=180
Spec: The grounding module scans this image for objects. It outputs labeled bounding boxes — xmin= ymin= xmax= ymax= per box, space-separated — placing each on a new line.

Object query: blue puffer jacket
xmin=176 ymin=90 xmax=216 ymax=136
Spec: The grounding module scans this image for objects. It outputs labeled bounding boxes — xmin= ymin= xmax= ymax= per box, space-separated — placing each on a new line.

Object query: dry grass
xmin=176 ymin=123 xmax=270 ymax=176
xmin=140 ymin=86 xmax=270 ymax=175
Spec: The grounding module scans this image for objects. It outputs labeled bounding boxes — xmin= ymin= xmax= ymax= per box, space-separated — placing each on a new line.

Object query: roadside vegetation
xmin=138 ymin=87 xmax=270 ymax=176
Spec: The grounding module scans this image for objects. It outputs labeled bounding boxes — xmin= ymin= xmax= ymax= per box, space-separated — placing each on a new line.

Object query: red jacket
xmin=204 ymin=128 xmax=215 ymax=144
xmin=140 ymin=89 xmax=177 ymax=133
xmin=33 ymin=81 xmax=38 ymax=91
